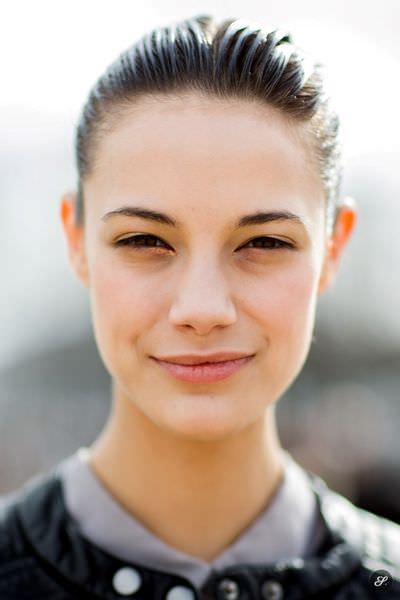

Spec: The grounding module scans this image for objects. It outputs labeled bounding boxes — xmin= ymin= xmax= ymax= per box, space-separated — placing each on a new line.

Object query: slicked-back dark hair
xmin=75 ymin=14 xmax=341 ymax=231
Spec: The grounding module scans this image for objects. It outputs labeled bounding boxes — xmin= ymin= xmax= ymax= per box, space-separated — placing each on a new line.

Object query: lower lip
xmin=151 ymin=356 xmax=254 ymax=383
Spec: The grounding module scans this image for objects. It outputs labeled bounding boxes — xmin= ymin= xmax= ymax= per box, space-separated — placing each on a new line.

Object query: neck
xmin=88 ymin=387 xmax=285 ymax=562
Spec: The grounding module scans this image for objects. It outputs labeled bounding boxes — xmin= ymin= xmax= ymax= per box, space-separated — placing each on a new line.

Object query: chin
xmin=152 ymin=399 xmax=250 ymax=442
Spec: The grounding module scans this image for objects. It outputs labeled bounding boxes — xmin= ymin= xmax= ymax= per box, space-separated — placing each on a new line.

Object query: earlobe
xmin=60 ymin=191 xmax=89 ymax=288
xmin=317 ymin=199 xmax=358 ymax=295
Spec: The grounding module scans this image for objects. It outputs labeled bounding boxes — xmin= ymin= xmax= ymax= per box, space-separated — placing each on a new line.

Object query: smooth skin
xmin=61 ymin=93 xmax=356 ymax=561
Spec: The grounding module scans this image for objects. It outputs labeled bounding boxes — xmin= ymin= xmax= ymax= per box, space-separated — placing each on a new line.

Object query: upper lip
xmin=152 ymin=351 xmax=255 ymax=365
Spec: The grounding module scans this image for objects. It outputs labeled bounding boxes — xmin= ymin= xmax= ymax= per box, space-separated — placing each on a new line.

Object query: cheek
xmin=247 ymin=260 xmax=320 ymax=404
xmin=246 ymin=259 xmax=319 ymax=337
xmin=88 ymin=255 xmax=163 ymax=355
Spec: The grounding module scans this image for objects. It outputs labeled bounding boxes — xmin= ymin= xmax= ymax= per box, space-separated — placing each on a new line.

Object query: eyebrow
xmin=101 ymin=206 xmax=305 ymax=229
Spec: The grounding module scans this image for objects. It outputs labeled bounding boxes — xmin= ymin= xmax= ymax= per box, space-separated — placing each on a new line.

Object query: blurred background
xmin=1 ymin=0 xmax=399 ymax=523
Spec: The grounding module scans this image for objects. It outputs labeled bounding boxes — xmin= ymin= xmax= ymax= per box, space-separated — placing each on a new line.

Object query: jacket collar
xmin=15 ymin=466 xmax=363 ymax=599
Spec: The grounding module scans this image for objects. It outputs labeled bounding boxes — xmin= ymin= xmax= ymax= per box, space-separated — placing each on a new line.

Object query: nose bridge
xmin=179 ymin=244 xmax=230 ymax=299
xmin=169 ymin=243 xmax=237 ymax=326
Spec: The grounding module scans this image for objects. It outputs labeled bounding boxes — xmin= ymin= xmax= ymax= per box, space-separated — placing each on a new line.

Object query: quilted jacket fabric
xmin=0 ymin=463 xmax=399 ymax=599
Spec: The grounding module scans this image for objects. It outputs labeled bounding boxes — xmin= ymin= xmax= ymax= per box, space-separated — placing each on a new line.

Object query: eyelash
xmin=115 ymin=234 xmax=294 ymax=251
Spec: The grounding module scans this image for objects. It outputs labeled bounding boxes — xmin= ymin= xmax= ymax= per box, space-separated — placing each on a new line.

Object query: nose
xmin=168 ymin=255 xmax=237 ymax=334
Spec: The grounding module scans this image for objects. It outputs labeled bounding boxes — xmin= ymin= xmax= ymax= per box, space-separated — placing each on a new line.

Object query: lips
xmin=153 ymin=351 xmax=255 ymax=365
xmin=151 ymin=355 xmax=255 ymax=383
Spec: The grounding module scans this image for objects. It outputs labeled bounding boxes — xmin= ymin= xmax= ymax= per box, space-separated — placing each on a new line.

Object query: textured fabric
xmin=60 ymin=448 xmax=326 ymax=589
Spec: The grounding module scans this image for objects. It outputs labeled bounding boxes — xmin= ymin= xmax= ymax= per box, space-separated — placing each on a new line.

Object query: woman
xmin=1 ymin=14 xmax=399 ymax=600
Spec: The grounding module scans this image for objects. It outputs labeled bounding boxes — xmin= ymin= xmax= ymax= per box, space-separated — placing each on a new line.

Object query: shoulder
xmin=0 ymin=486 xmax=29 ymax=563
xmin=312 ymin=472 xmax=400 ymax=590
xmin=0 ymin=472 xmax=70 ymax=599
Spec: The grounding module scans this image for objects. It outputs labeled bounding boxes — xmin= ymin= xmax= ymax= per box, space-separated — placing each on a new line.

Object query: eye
xmin=239 ymin=236 xmax=294 ymax=251
xmin=115 ymin=234 xmax=171 ymax=249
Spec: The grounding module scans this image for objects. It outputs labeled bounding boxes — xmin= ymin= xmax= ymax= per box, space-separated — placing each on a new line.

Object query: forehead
xmin=85 ymin=93 xmax=323 ymax=226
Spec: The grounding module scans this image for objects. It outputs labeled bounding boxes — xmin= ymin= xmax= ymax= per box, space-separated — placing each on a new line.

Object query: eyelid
xmin=241 ymin=234 xmax=295 ymax=245
xmin=115 ymin=233 xmax=171 ymax=247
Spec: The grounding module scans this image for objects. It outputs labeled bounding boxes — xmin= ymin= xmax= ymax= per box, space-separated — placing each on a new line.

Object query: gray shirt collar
xmin=59 ymin=448 xmax=325 ymax=589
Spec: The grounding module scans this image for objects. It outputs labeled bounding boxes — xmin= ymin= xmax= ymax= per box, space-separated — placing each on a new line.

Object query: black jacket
xmin=0 ymin=463 xmax=399 ymax=599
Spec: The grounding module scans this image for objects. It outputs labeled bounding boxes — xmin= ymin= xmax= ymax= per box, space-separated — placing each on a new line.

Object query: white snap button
xmin=112 ymin=567 xmax=142 ymax=595
xmin=165 ymin=585 xmax=196 ymax=600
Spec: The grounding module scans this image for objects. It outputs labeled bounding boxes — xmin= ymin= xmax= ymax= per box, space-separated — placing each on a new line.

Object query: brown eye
xmin=240 ymin=236 xmax=294 ymax=250
xmin=116 ymin=234 xmax=170 ymax=249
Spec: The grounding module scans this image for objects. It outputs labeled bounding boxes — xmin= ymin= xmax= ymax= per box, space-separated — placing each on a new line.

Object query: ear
xmin=318 ymin=198 xmax=358 ymax=295
xmin=60 ymin=191 xmax=89 ymax=288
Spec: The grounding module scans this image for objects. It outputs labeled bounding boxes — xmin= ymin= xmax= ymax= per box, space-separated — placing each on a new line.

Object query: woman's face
xmin=63 ymin=93 xmax=353 ymax=440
